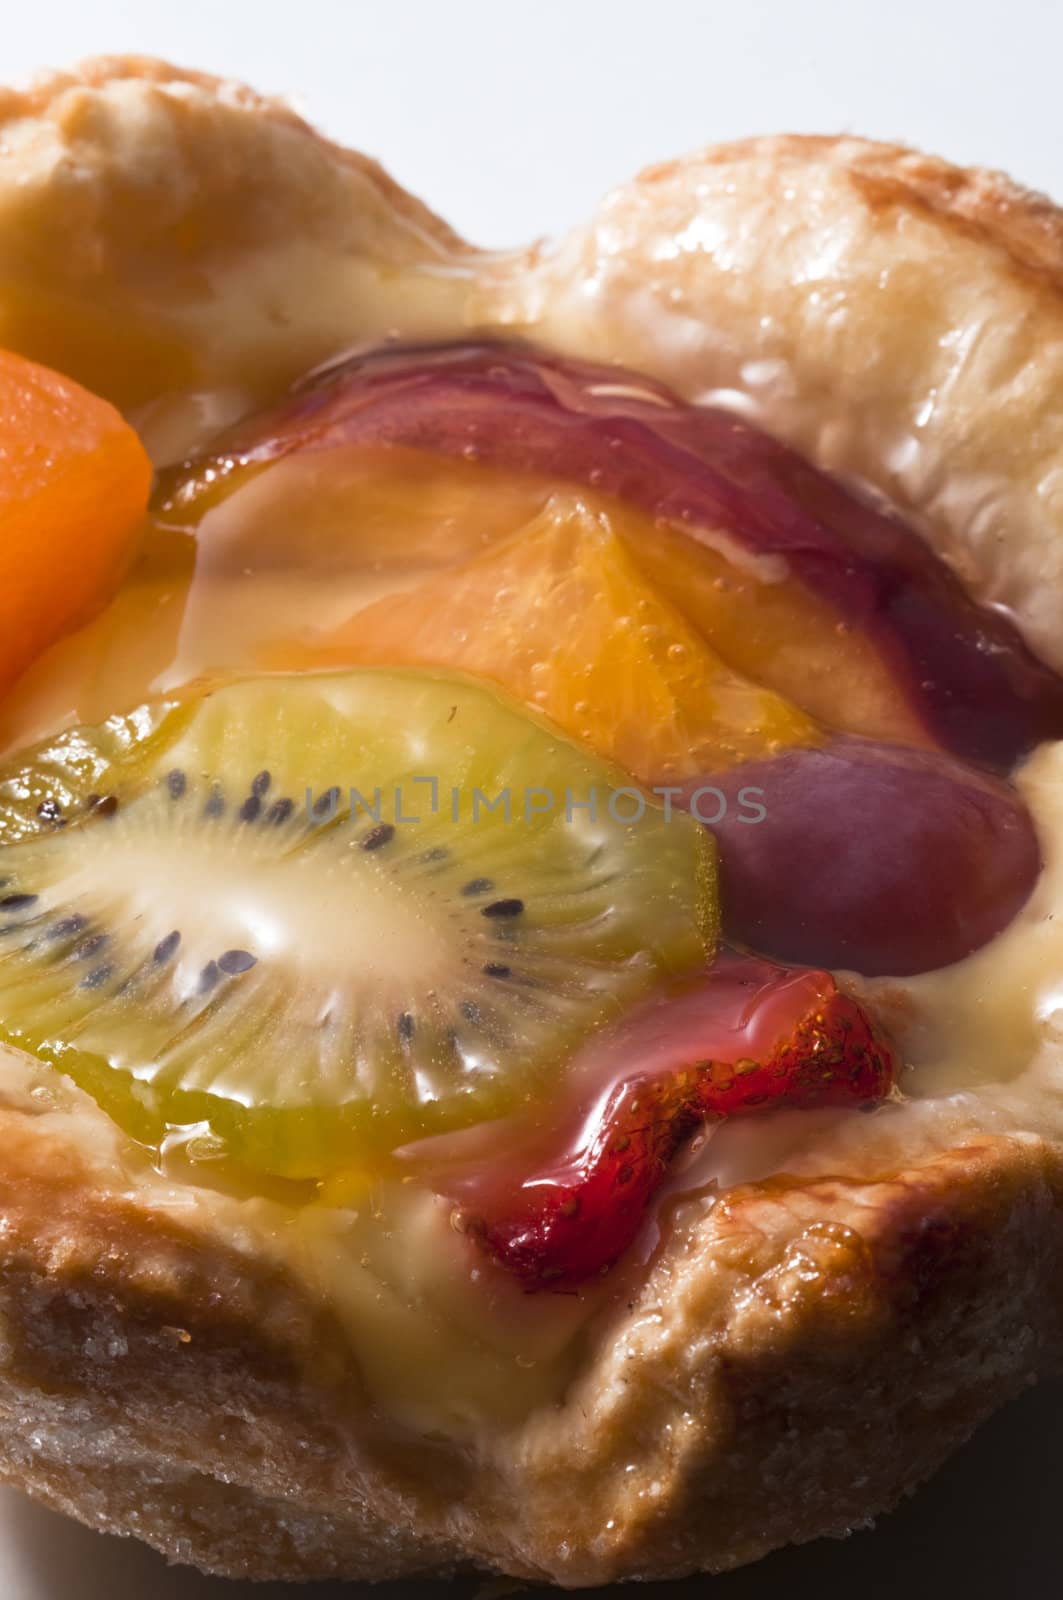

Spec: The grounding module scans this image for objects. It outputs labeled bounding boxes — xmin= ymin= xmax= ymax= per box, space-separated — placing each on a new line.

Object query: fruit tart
xmin=0 ymin=56 xmax=1060 ymax=1586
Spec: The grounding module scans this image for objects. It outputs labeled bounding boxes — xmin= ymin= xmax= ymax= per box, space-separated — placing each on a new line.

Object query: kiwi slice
xmin=0 ymin=670 xmax=715 ymax=1178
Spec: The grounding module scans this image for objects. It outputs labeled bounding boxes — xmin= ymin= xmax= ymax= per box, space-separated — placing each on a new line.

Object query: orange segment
xmin=0 ymin=349 xmax=152 ymax=698
xmin=286 ymin=495 xmax=821 ymax=785
xmin=169 ymin=444 xmax=924 ymax=746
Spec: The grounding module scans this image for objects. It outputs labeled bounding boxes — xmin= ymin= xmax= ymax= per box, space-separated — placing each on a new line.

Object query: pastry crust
xmin=0 ymin=56 xmax=475 ymax=412
xmin=0 ymin=56 xmax=1062 ymax=1585
xmin=3 ymin=1047 xmax=1059 ymax=1584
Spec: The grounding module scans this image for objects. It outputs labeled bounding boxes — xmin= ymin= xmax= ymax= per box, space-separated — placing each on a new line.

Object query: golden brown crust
xmin=0 ymin=55 xmax=1062 ymax=1585
xmin=0 ymin=1078 xmax=464 ymax=1581
xmin=0 ymin=57 xmax=475 ymax=411
xmin=507 ymin=1135 xmax=1063 ymax=1583
xmin=0 ymin=54 xmax=467 ymax=253
xmin=650 ymin=133 xmax=1063 ymax=285
xmin=1 ymin=1051 xmax=1059 ymax=1584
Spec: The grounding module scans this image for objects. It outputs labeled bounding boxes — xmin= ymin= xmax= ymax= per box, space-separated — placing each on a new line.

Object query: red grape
xmin=681 ymin=739 xmax=1041 ymax=975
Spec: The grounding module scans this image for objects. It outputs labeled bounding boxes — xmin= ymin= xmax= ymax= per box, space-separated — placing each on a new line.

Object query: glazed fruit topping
xmin=159 ymin=339 xmax=1063 ymax=770
xmin=0 ymin=331 xmax=1039 ymax=1275
xmin=275 ymin=484 xmax=1040 ymax=976
xmin=0 ymin=669 xmax=715 ymax=1177
xmin=405 ymin=952 xmax=896 ymax=1289
xmin=286 ymin=492 xmax=821 ymax=784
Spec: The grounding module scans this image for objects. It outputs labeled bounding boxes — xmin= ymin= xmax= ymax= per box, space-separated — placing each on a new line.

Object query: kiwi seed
xmin=218 ymin=949 xmax=257 ymax=975
xmin=153 ymin=930 xmax=181 ymax=964
xmin=482 ymin=898 xmax=525 ymax=919
xmin=0 ymin=893 xmax=37 ymax=912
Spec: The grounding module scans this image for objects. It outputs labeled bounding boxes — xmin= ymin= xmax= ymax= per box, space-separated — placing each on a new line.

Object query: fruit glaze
xmin=0 ymin=338 xmax=1059 ymax=1431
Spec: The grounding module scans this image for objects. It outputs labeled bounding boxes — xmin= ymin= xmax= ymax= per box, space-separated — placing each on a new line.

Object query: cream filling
xmin=0 ymin=742 xmax=1057 ymax=1440
xmin=0 ymin=1042 xmax=601 ymax=1437
xmin=0 ymin=411 xmax=1060 ymax=1438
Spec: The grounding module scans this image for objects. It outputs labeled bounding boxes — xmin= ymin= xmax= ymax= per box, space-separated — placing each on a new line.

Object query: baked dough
xmin=0 ymin=57 xmax=474 ymax=413
xmin=0 ymin=57 xmax=1061 ymax=1584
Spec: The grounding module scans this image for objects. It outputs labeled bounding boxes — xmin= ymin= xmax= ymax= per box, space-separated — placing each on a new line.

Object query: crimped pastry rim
xmin=0 ymin=55 xmax=1059 ymax=1585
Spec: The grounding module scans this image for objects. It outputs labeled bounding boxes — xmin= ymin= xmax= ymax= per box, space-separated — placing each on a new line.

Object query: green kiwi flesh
xmin=0 ymin=670 xmax=716 ymax=1178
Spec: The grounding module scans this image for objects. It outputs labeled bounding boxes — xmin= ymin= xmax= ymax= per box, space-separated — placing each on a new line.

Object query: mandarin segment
xmin=288 ymin=496 xmax=821 ymax=785
xmin=0 ymin=348 xmax=151 ymax=698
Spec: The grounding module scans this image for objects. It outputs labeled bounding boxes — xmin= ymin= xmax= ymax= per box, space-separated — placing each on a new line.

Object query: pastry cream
xmin=0 ymin=395 xmax=1056 ymax=1437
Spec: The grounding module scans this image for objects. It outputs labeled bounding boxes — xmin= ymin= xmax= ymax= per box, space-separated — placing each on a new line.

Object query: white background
xmin=2 ymin=0 xmax=1063 ymax=1594
xmin=4 ymin=0 xmax=1063 ymax=248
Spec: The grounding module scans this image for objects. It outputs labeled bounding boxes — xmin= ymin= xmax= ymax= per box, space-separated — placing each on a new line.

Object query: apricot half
xmin=0 ymin=348 xmax=152 ymax=698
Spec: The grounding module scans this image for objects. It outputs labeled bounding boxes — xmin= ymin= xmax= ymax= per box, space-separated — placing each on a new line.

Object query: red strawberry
xmin=404 ymin=954 xmax=895 ymax=1290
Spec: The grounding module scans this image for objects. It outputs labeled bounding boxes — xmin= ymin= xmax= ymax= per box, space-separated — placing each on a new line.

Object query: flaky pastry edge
xmin=0 ymin=56 xmax=1060 ymax=1584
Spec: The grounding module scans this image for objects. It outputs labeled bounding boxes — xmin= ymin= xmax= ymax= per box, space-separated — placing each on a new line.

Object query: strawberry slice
xmin=403 ymin=954 xmax=895 ymax=1290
